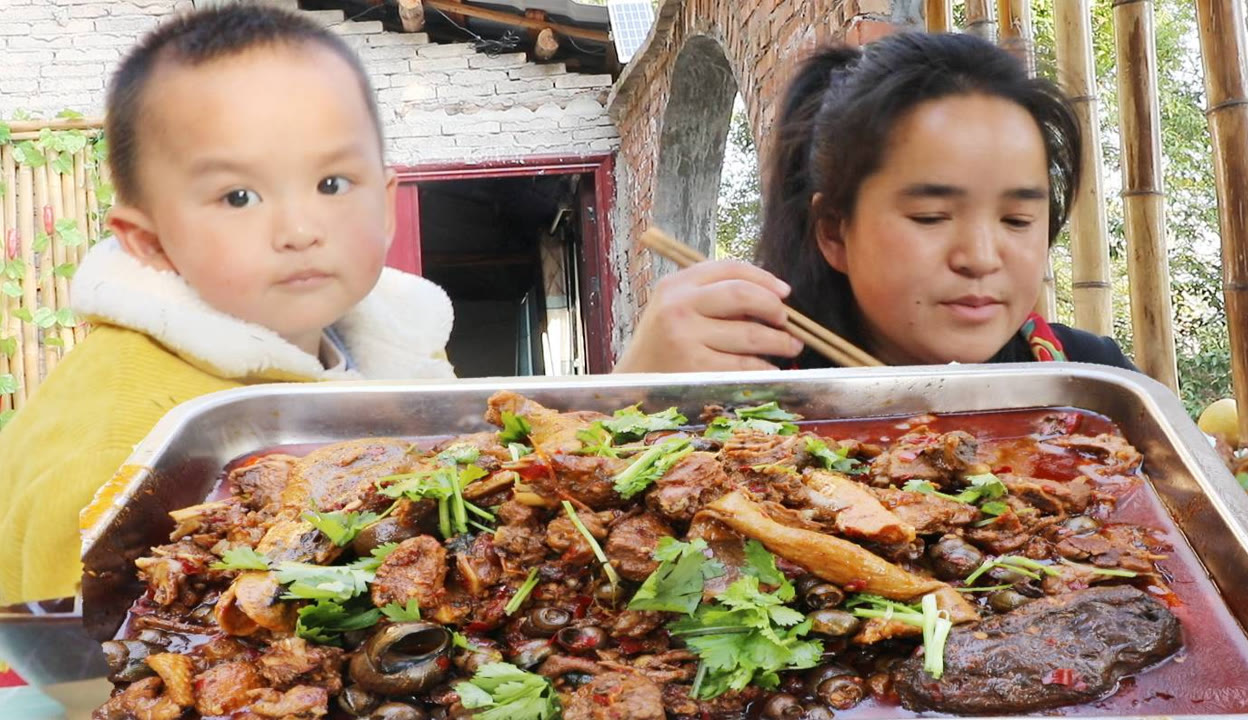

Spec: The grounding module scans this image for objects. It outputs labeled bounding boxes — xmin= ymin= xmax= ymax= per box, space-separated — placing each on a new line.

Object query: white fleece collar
xmin=70 ymin=239 xmax=455 ymax=382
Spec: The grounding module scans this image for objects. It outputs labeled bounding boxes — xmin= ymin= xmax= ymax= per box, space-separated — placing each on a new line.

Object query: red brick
xmin=844 ymin=18 xmax=898 ymax=47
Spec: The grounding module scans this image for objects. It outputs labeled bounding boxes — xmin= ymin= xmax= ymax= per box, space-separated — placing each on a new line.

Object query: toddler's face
xmin=819 ymin=93 xmax=1051 ymax=365
xmin=115 ymin=43 xmax=395 ymax=354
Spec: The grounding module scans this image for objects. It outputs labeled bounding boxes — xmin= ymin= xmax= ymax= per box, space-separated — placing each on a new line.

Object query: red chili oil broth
xmin=179 ymin=408 xmax=1248 ymax=716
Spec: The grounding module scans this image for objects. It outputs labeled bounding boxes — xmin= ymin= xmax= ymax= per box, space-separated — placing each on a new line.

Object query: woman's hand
xmin=613 ymin=260 xmax=804 ymax=373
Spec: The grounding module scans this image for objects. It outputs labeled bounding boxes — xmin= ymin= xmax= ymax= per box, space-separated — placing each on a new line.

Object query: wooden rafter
xmin=421 ymin=0 xmax=610 ymax=43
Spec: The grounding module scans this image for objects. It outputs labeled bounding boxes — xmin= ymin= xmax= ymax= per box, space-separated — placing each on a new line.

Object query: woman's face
xmin=817 ymin=93 xmax=1052 ymax=366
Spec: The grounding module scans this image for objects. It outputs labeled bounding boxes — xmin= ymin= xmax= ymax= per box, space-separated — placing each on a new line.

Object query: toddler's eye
xmin=223 ymin=189 xmax=260 ymax=208
xmin=318 ymin=176 xmax=353 ymax=195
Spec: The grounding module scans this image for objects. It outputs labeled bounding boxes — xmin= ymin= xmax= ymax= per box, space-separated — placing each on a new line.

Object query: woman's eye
xmin=909 ymin=215 xmax=946 ymax=226
xmin=1003 ymin=216 xmax=1034 ymax=229
xmin=223 ymin=189 xmax=260 ymax=208
xmin=318 ymin=176 xmax=353 ymax=195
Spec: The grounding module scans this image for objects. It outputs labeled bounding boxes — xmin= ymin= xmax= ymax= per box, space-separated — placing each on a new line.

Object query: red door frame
xmin=387 ymin=154 xmax=618 ymax=373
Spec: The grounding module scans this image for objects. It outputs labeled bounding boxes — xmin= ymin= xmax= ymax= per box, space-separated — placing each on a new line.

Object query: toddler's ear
xmin=108 ymin=205 xmax=174 ymax=272
xmin=382 ymin=167 xmax=399 ymax=251
xmin=811 ymin=192 xmax=848 ymax=274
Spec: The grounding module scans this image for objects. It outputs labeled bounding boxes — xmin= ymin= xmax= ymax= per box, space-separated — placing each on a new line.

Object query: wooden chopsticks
xmin=639 ymin=228 xmax=885 ymax=368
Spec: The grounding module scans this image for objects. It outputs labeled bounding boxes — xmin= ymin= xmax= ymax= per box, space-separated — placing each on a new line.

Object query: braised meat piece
xmin=486 ymin=390 xmax=607 ymax=454
xmin=287 ymin=437 xmax=416 ymax=512
xmin=454 ymin=533 xmax=504 ymax=596
xmin=230 ymin=454 xmax=298 ymax=513
xmin=564 ymin=672 xmax=666 ymax=720
xmin=605 ymin=513 xmax=674 ymax=581
xmin=871 ymin=486 xmax=979 ymax=534
xmin=93 ymin=676 xmax=183 ymax=720
xmin=720 ymin=430 xmax=809 ymax=470
xmin=1054 ymin=524 xmax=1168 ymax=574
xmin=530 ymin=453 xmax=629 ymax=509
xmin=134 ymin=540 xmax=219 ymax=607
xmin=804 ymin=469 xmax=916 ymax=544
xmin=370 ymin=535 xmax=448 ymax=608
xmin=245 ymin=685 xmax=330 ymax=718
xmin=254 ymin=516 xmax=339 ymax=565
xmin=662 ymin=684 xmax=762 ymax=720
xmin=492 ymin=499 xmax=549 ymax=569
xmin=870 ymin=429 xmax=978 ymax=485
xmin=1001 ymin=474 xmax=1093 ymax=515
xmin=1050 ymin=434 xmax=1143 ymax=476
xmin=893 ymin=585 xmax=1182 ymax=713
xmin=645 ymin=451 xmax=731 ymax=524
xmin=194 ymin=661 xmax=266 ymax=716
xmin=546 ymin=510 xmax=609 ymax=565
xmin=257 ymin=637 xmax=344 ymax=693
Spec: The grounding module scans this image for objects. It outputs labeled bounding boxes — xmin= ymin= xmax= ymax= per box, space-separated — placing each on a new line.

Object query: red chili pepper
xmin=843 ymin=579 xmax=868 ymax=592
xmin=995 ymin=466 xmax=1013 ymax=474
xmin=1043 ymin=668 xmax=1078 ymax=686
xmin=4 ymin=229 xmax=16 ymax=260
xmin=436 ymin=656 xmax=451 ymax=671
xmin=42 ymin=206 xmax=53 ymax=236
xmin=592 ymin=693 xmax=611 ymax=707
xmin=572 ymin=595 xmax=592 ymax=619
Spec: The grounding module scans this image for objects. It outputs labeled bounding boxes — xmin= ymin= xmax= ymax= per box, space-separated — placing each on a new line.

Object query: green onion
xmin=1058 ymin=558 xmax=1139 ymax=577
xmin=954 ymin=584 xmax=1015 ymax=593
xmin=690 ymin=661 xmax=707 ymax=699
xmin=963 ymin=555 xmax=1058 ymax=586
xmin=504 ymin=568 xmax=541 ymax=615
xmin=437 ymin=497 xmax=451 ymax=539
xmin=925 ymin=615 xmax=953 ymax=679
xmin=464 ymin=501 xmax=495 ymax=522
xmin=561 ymin=500 xmax=620 ymax=586
xmin=468 ymin=519 xmax=495 ymax=535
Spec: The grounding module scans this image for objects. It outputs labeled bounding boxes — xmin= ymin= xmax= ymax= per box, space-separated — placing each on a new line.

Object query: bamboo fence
xmin=1055 ymin=0 xmax=1114 ymax=337
xmin=0 ymin=118 xmax=107 ymax=420
xmin=1194 ymin=0 xmax=1248 ymax=442
xmin=926 ymin=0 xmax=953 ymax=32
xmin=964 ymin=0 xmax=998 ymax=41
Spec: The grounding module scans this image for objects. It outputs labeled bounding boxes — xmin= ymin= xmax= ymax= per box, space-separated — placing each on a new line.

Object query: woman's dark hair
xmin=756 ymin=31 xmax=1081 ymax=366
xmin=105 ymin=4 xmax=383 ymax=205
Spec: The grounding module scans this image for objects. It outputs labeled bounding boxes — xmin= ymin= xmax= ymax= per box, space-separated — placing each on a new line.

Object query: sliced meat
xmin=893 ymin=585 xmax=1182 ymax=714
xmin=287 ymin=438 xmax=416 ymax=512
xmin=720 ymin=430 xmax=808 ymax=470
xmin=257 ymin=637 xmax=344 ymax=694
xmin=230 ymin=454 xmax=298 ymax=513
xmin=605 ymin=513 xmax=674 ymax=582
xmin=486 ymin=390 xmax=607 ymax=454
xmin=564 ymin=672 xmax=666 ymax=720
xmin=804 ymin=469 xmax=916 ymax=544
xmin=871 ymin=430 xmax=978 ymax=485
xmin=492 ymin=499 xmax=548 ymax=569
xmin=661 ymin=684 xmax=762 ymax=720
xmin=143 ymin=653 xmax=194 ymax=708
xmin=1049 ymin=434 xmax=1143 ymax=475
xmin=645 ymin=451 xmax=731 ymax=524
xmin=536 ymin=654 xmax=602 ymax=680
xmin=216 ymin=571 xmax=295 ymax=637
xmin=610 ymin=610 xmax=667 ymax=639
xmin=194 ymin=661 xmax=266 ymax=716
xmin=370 ymin=535 xmax=448 ymax=609
xmin=1055 ymin=524 xmax=1167 ymax=573
xmin=872 ymin=487 xmax=978 ymax=535
xmin=255 ymin=517 xmax=340 ymax=565
xmin=1002 ymin=474 xmax=1093 ymax=515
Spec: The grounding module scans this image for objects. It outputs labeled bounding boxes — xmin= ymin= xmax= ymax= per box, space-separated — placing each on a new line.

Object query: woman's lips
xmin=940 ymin=295 xmax=1004 ymax=323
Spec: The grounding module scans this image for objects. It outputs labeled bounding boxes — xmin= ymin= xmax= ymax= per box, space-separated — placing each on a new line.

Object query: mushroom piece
xmin=348 ymin=622 xmax=453 ymax=696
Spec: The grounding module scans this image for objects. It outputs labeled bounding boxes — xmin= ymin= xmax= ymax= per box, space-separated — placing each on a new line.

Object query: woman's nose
xmin=949 ymin=221 xmax=1003 ymax=277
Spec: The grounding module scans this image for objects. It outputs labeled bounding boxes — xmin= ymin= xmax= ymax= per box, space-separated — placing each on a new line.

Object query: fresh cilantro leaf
xmin=437 ymin=443 xmax=480 ymax=465
xmin=979 ymin=500 xmax=1010 ymax=517
xmin=302 ymin=509 xmax=380 ymax=547
xmin=741 ymin=539 xmax=785 ymax=587
xmin=561 ymin=501 xmax=620 ymax=586
xmin=296 ymin=599 xmax=381 ymax=646
xmin=274 ymin=561 xmax=373 ymax=602
xmin=575 ymin=422 xmax=619 ymax=457
xmin=629 ymin=538 xmax=724 ymax=615
xmin=379 ymin=465 xmax=483 ymax=538
xmin=734 ymin=401 xmax=801 ymax=422
xmin=600 ymin=405 xmax=688 ymax=442
xmin=804 ymin=437 xmax=866 ymax=475
xmin=508 ymin=443 xmax=532 ymax=461
xmin=902 ymin=479 xmax=966 ymax=503
xmin=704 ymin=416 xmax=799 ymax=441
xmin=613 ymin=437 xmax=694 ymax=499
xmin=210 ymin=546 xmax=270 ymax=571
xmin=454 ymin=662 xmax=560 ymax=720
xmin=499 ymin=411 xmax=532 ymax=445
xmin=350 ymin=542 xmax=399 ymax=573
xmin=380 ymin=599 xmax=422 ymax=622
xmin=668 ymin=575 xmax=822 ymax=700
xmin=955 ymin=473 xmax=1008 ymax=503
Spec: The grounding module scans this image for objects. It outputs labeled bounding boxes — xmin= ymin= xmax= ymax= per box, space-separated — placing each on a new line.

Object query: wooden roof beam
xmin=422 ymin=0 xmax=611 ymax=43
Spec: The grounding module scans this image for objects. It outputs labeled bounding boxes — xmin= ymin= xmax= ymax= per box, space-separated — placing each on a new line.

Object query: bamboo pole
xmin=49 ymin=151 xmax=75 ymax=353
xmin=33 ymin=160 xmax=58 ymax=376
xmin=17 ymin=163 xmax=38 ymax=401
xmin=2 ymin=146 xmax=21 ymax=410
xmin=1056 ymin=0 xmax=1113 ymax=336
xmin=1194 ymin=0 xmax=1248 ymax=443
xmin=73 ymin=152 xmax=88 ymax=344
xmin=1112 ymin=0 xmax=1179 ymax=391
xmin=5 ymin=119 xmax=104 ymax=134
xmin=0 ymin=150 xmax=9 ymax=414
xmin=964 ymin=0 xmax=997 ymax=42
xmin=997 ymin=0 xmax=1035 ymax=74
xmin=926 ymin=0 xmax=953 ymax=32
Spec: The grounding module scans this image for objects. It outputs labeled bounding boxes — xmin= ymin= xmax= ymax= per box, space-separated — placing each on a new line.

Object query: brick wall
xmin=604 ymin=0 xmax=919 ymax=357
xmin=0 ymin=0 xmax=619 ymax=167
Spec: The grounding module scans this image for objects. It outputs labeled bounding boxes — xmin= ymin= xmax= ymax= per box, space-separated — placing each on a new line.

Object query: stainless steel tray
xmin=15 ymin=363 xmax=1248 ymax=716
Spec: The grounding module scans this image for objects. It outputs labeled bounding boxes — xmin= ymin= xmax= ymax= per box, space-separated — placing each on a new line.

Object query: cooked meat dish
xmin=94 ymin=393 xmax=1184 ymax=720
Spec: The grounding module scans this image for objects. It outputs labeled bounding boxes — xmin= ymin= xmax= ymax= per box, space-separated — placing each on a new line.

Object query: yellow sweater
xmin=0 ymin=326 xmax=245 ymax=603
xmin=0 ymin=239 xmax=455 ymax=605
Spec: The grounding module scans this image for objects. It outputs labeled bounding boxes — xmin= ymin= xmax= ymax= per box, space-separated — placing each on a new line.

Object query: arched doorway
xmin=652 ymin=35 xmax=739 ymax=270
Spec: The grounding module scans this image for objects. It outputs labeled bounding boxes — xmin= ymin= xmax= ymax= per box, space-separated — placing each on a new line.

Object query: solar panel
xmin=607 ymin=0 xmax=655 ymax=63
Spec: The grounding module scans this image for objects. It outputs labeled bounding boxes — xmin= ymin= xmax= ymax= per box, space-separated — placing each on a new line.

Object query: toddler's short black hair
xmin=105 ymin=4 xmax=383 ymax=204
